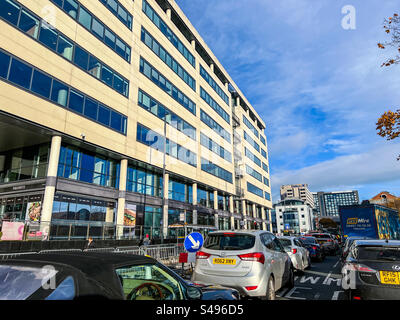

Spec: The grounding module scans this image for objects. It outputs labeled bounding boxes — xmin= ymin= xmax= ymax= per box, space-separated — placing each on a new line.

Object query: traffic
xmin=0 ymin=228 xmax=399 ymax=300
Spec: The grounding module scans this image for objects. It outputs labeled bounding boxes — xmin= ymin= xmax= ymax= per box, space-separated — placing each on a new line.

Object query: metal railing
xmin=0 ymin=244 xmax=186 ymax=267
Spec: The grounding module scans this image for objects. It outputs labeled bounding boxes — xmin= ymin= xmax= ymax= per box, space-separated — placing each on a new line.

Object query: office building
xmin=312 ymin=190 xmax=359 ymax=218
xmin=0 ymin=0 xmax=272 ymax=239
xmin=274 ymin=199 xmax=314 ymax=234
xmin=280 ymin=184 xmax=314 ymax=208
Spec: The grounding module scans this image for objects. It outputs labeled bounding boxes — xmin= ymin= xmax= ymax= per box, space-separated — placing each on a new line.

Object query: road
xmin=276 ymin=254 xmax=346 ymax=300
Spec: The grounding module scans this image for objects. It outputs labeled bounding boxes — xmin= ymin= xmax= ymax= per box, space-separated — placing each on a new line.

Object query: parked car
xmin=307 ymin=233 xmax=337 ymax=255
xmin=341 ymin=236 xmax=374 ymax=265
xmin=192 ymin=230 xmax=294 ymax=300
xmin=0 ymin=252 xmax=239 ymax=300
xmin=342 ymin=240 xmax=400 ymax=300
xmin=277 ymin=236 xmax=310 ymax=272
xmin=298 ymin=236 xmax=325 ymax=262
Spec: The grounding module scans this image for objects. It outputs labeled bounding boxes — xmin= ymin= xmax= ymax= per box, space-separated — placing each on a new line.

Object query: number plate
xmin=212 ymin=258 xmax=236 ymax=265
xmin=380 ymin=271 xmax=400 ymax=285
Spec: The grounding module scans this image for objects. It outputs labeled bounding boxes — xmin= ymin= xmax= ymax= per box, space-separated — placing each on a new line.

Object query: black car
xmin=342 ymin=240 xmax=400 ymax=300
xmin=0 ymin=252 xmax=239 ymax=300
xmin=341 ymin=236 xmax=374 ymax=266
xmin=298 ymin=236 xmax=325 ymax=262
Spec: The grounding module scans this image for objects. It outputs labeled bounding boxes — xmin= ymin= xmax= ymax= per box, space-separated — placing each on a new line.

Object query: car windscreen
xmin=203 ymin=233 xmax=256 ymax=250
xmin=356 ymin=246 xmax=400 ymax=261
xmin=278 ymin=239 xmax=292 ymax=249
xmin=0 ymin=265 xmax=59 ymax=300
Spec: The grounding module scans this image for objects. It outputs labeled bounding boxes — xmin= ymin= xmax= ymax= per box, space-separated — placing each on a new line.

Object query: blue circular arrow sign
xmin=184 ymin=232 xmax=204 ymax=253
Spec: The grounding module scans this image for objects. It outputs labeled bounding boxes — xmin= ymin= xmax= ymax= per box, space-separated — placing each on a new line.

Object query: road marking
xmin=284 ymin=286 xmax=312 ymax=300
xmin=332 ymin=291 xmax=343 ymax=300
xmin=314 ymin=293 xmax=320 ymax=300
xmin=322 ymin=271 xmax=342 ymax=286
xmin=299 ymin=275 xmax=320 ymax=285
xmin=333 ymin=260 xmax=340 ymax=268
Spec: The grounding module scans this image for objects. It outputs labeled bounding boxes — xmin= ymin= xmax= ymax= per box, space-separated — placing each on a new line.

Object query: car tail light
xmin=345 ymin=263 xmax=376 ymax=273
xmin=196 ymin=251 xmax=210 ymax=259
xmin=245 ymin=286 xmax=258 ymax=291
xmin=312 ymin=246 xmax=317 ymax=250
xmin=292 ymin=248 xmax=297 ymax=254
xmin=328 ymin=239 xmax=333 ymax=242
xmin=238 ymin=252 xmax=265 ymax=264
xmin=353 ymin=296 xmax=362 ymax=300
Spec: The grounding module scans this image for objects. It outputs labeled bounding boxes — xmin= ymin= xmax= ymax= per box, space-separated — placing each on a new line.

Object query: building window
xmin=126 ymin=166 xmax=163 ymax=198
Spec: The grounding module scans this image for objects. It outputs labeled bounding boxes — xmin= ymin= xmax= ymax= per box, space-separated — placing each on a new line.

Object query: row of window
xmin=200 ymin=87 xmax=230 ymax=124
xmin=168 ymin=179 xmax=193 ymax=204
xmin=262 ymin=162 xmax=269 ymax=173
xmin=247 ymin=182 xmax=263 ymax=198
xmin=199 ymin=65 xmax=229 ymax=106
xmin=136 ymin=123 xmax=197 ymax=167
xmin=243 ymin=115 xmax=259 ymax=138
xmin=142 ymin=0 xmax=195 ymax=67
xmin=244 ymin=131 xmax=260 ymax=153
xmin=201 ymin=158 xmax=233 ymax=184
xmin=0 ymin=49 xmax=127 ymax=134
xmin=246 ymin=165 xmax=262 ymax=182
xmin=50 ymin=0 xmax=131 ymax=62
xmin=57 ymin=145 xmax=120 ymax=188
xmin=99 ymin=0 xmax=133 ymax=30
xmin=200 ymin=133 xmax=232 ymax=163
xmin=139 ymin=57 xmax=196 ymax=115
xmin=0 ymin=0 xmax=129 ymax=97
xmin=138 ymin=89 xmax=196 ymax=141
xmin=141 ymin=27 xmax=195 ymax=91
xmin=245 ymin=147 xmax=261 ymax=167
xmin=200 ymin=109 xmax=231 ymax=143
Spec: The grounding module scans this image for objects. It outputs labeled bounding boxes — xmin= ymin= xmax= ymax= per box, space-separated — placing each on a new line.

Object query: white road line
xmin=284 ymin=286 xmax=312 ymax=300
xmin=332 ymin=291 xmax=343 ymax=300
xmin=333 ymin=260 xmax=340 ymax=268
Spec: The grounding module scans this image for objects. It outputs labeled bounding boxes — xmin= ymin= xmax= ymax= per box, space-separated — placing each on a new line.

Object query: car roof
xmin=353 ymin=240 xmax=400 ymax=247
xmin=277 ymin=236 xmax=296 ymax=240
xmin=1 ymin=252 xmax=156 ymax=276
xmin=209 ymin=230 xmax=271 ymax=236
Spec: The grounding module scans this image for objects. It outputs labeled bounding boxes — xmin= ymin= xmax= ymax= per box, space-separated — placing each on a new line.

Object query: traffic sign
xmin=184 ymin=232 xmax=204 ymax=253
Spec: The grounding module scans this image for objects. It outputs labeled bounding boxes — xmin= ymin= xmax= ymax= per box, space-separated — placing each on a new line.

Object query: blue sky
xmin=176 ymin=0 xmax=400 ymax=202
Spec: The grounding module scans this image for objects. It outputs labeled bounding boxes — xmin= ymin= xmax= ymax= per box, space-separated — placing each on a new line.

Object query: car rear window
xmin=356 ymin=246 xmax=400 ymax=261
xmin=300 ymin=237 xmax=316 ymax=244
xmin=278 ymin=238 xmax=292 ymax=248
xmin=204 ymin=233 xmax=256 ymax=250
xmin=312 ymin=234 xmax=331 ymax=239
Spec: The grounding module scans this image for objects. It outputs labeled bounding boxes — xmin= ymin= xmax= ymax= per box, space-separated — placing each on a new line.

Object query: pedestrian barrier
xmin=0 ymin=244 xmax=186 ymax=266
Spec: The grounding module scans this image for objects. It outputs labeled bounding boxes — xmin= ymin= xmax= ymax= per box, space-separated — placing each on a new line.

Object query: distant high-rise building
xmin=280 ymin=184 xmax=314 ymax=208
xmin=312 ymin=191 xmax=359 ymax=217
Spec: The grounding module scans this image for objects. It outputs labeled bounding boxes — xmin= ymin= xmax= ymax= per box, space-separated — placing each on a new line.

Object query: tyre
xmin=286 ymin=266 xmax=295 ymax=289
xmin=266 ymin=276 xmax=276 ymax=300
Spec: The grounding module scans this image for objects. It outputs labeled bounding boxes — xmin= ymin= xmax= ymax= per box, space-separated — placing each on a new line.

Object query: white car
xmin=192 ymin=230 xmax=294 ymax=300
xmin=278 ymin=236 xmax=310 ymax=272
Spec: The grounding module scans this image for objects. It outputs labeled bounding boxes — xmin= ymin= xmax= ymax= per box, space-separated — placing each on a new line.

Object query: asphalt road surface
xmin=276 ymin=253 xmax=345 ymax=300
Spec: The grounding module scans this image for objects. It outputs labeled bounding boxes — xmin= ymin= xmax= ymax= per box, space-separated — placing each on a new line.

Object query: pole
xmin=162 ymin=119 xmax=167 ymax=241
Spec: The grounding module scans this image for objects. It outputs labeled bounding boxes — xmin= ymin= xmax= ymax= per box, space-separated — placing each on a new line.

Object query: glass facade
xmin=138 ymin=89 xmax=196 ymax=141
xmin=244 ymin=131 xmax=260 ymax=153
xmin=200 ymin=87 xmax=230 ymax=124
xmin=245 ymin=147 xmax=261 ymax=167
xmin=197 ymin=212 xmax=215 ymax=226
xmin=199 ymin=65 xmax=229 ymax=105
xmin=168 ymin=179 xmax=192 ymax=203
xmin=262 ymin=162 xmax=269 ymax=173
xmin=136 ymin=123 xmax=197 ymax=167
xmin=57 ymin=145 xmax=120 ymax=188
xmin=126 ymin=166 xmax=163 ymax=198
xmin=0 ymin=49 xmax=127 ymax=134
xmin=247 ymin=182 xmax=263 ymax=198
xmin=246 ymin=164 xmax=262 ymax=182
xmin=200 ymin=109 xmax=231 ymax=143
xmin=0 ymin=144 xmax=49 ymax=183
xmin=139 ymin=57 xmax=196 ymax=115
xmin=200 ymin=133 xmax=232 ymax=163
xmin=0 ymin=0 xmax=129 ymax=97
xmin=143 ymin=206 xmax=162 ymax=239
xmin=99 ymin=0 xmax=133 ymax=30
xmin=142 ymin=0 xmax=195 ymax=67
xmin=141 ymin=27 xmax=195 ymax=91
xmin=243 ymin=115 xmax=259 ymax=138
xmin=50 ymin=0 xmax=131 ymax=62
xmin=201 ymin=158 xmax=233 ymax=184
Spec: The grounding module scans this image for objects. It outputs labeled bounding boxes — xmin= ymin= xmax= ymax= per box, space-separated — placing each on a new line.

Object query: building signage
xmin=1 ymin=222 xmax=25 ymax=240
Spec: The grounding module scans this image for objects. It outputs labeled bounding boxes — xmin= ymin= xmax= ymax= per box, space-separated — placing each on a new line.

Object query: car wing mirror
xmin=186 ymin=285 xmax=202 ymax=300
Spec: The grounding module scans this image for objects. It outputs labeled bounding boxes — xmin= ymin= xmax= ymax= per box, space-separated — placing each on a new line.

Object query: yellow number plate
xmin=213 ymin=258 xmax=236 ymax=265
xmin=380 ymin=271 xmax=400 ymax=285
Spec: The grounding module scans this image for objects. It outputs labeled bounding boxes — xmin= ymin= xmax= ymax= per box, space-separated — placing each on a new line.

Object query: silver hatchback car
xmin=192 ymin=230 xmax=294 ymax=300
